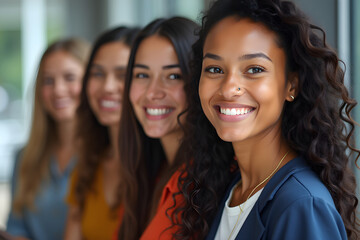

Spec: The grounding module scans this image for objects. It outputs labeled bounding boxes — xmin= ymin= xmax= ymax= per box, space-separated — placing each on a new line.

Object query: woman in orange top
xmin=115 ymin=17 xmax=198 ymax=240
xmin=64 ymin=26 xmax=139 ymax=240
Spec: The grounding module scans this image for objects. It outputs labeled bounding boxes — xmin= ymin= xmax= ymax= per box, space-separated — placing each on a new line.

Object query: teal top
xmin=6 ymin=151 xmax=76 ymax=240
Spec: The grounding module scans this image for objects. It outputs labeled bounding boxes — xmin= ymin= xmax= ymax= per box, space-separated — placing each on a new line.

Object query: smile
xmin=100 ymin=100 xmax=120 ymax=109
xmin=220 ymin=107 xmax=253 ymax=116
xmin=146 ymin=108 xmax=173 ymax=116
xmin=54 ymin=98 xmax=71 ymax=109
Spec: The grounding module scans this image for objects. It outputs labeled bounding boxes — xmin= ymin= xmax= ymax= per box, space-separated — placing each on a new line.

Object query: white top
xmin=214 ymin=184 xmax=263 ymax=240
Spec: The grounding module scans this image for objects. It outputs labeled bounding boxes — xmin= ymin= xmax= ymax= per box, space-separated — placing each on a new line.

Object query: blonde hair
xmin=12 ymin=38 xmax=90 ymax=213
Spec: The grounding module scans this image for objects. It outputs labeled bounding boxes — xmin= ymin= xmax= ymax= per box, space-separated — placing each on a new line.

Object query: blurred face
xmin=87 ymin=42 xmax=130 ymax=127
xmin=199 ymin=17 xmax=295 ymax=143
xmin=130 ymin=35 xmax=187 ymax=139
xmin=41 ymin=50 xmax=84 ymax=122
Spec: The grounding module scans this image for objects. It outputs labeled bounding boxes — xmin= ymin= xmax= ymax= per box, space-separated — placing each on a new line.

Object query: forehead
xmin=203 ymin=16 xmax=283 ymax=59
xmin=135 ymin=35 xmax=179 ymax=66
xmin=42 ymin=50 xmax=82 ymax=72
xmin=93 ymin=42 xmax=130 ymax=63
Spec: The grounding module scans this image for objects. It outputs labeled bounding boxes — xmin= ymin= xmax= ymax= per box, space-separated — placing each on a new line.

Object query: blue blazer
xmin=206 ymin=157 xmax=347 ymax=240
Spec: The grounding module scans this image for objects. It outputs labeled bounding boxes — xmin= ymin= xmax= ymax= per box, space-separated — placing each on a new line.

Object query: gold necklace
xmin=227 ymin=151 xmax=290 ymax=240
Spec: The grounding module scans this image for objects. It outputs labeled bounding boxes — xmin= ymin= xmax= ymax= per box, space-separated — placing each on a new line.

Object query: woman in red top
xmin=115 ymin=17 xmax=198 ymax=240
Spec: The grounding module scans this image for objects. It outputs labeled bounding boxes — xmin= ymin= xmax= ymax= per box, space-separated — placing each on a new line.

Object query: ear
xmin=285 ymin=72 xmax=298 ymax=102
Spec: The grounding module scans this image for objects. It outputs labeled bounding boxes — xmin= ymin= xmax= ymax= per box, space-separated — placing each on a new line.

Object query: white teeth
xmin=220 ymin=107 xmax=252 ymax=116
xmin=101 ymin=100 xmax=119 ymax=108
xmin=146 ymin=108 xmax=172 ymax=116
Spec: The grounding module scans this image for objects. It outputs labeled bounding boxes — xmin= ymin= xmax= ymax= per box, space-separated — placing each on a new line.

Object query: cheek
xmin=86 ymin=80 xmax=98 ymax=102
xmin=40 ymin=87 xmax=51 ymax=103
xmin=72 ymin=82 xmax=83 ymax=98
xmin=198 ymin=78 xmax=213 ymax=108
xmin=129 ymin=82 xmax=144 ymax=106
xmin=173 ymin=85 xmax=187 ymax=110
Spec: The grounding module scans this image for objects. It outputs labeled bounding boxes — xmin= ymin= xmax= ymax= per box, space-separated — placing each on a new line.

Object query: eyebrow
xmin=203 ymin=52 xmax=272 ymax=62
xmin=134 ymin=63 xmax=181 ymax=70
xmin=163 ymin=64 xmax=180 ymax=70
xmin=239 ymin=53 xmax=272 ymax=62
xmin=115 ymin=66 xmax=127 ymax=71
xmin=134 ymin=63 xmax=149 ymax=69
xmin=203 ymin=53 xmax=223 ymax=61
xmin=91 ymin=64 xmax=127 ymax=71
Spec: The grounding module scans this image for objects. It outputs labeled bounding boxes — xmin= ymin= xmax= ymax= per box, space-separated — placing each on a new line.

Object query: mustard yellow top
xmin=67 ymin=165 xmax=122 ymax=240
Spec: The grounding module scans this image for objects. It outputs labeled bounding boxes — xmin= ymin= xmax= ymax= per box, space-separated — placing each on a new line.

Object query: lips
xmin=219 ymin=107 xmax=253 ymax=116
xmin=146 ymin=107 xmax=173 ymax=116
xmin=214 ymin=104 xmax=255 ymax=122
xmin=99 ymin=99 xmax=121 ymax=111
xmin=53 ymin=98 xmax=72 ymax=109
xmin=144 ymin=106 xmax=174 ymax=120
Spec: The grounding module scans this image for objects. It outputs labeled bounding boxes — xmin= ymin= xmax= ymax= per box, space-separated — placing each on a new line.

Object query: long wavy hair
xmin=74 ymin=26 xmax=139 ymax=215
xmin=117 ymin=17 xmax=198 ymax=240
xmin=175 ymin=0 xmax=360 ymax=239
xmin=12 ymin=38 xmax=90 ymax=213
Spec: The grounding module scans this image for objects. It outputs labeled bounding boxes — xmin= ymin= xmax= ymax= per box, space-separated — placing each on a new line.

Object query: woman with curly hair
xmin=173 ymin=0 xmax=360 ymax=239
xmin=6 ymin=38 xmax=90 ymax=240
xmin=64 ymin=26 xmax=139 ymax=240
xmin=115 ymin=17 xmax=198 ymax=240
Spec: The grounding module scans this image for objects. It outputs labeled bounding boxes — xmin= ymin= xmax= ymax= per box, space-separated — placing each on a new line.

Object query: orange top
xmin=140 ymin=169 xmax=185 ymax=240
xmin=67 ymin=165 xmax=123 ymax=240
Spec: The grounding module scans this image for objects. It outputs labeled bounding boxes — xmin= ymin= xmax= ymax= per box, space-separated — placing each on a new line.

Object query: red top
xmin=112 ymin=170 xmax=184 ymax=240
xmin=140 ymin=169 xmax=184 ymax=239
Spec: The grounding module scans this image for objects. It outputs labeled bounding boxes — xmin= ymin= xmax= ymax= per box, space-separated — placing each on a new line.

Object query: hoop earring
xmin=290 ymin=95 xmax=295 ymax=100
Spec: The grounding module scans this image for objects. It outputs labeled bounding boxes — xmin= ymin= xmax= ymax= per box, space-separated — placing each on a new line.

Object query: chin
xmin=143 ymin=129 xmax=166 ymax=139
xmin=216 ymin=130 xmax=245 ymax=143
xmin=99 ymin=119 xmax=119 ymax=127
xmin=54 ymin=115 xmax=75 ymax=123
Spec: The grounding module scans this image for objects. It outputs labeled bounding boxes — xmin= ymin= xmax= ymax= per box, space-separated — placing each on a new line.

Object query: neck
xmin=232 ymin=126 xmax=293 ymax=195
xmin=54 ymin=120 xmax=77 ymax=172
xmin=55 ymin=120 xmax=76 ymax=149
xmin=160 ymin=129 xmax=183 ymax=166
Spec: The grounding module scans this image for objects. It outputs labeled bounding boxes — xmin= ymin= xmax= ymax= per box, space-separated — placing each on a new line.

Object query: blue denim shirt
xmin=7 ymin=153 xmax=76 ymax=240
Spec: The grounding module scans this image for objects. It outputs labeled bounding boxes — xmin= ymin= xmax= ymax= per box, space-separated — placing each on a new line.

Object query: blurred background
xmin=0 ymin=0 xmax=359 ymax=229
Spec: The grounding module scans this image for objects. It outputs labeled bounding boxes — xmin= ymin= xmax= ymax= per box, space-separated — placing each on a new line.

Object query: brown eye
xmin=43 ymin=77 xmax=54 ymax=85
xmin=246 ymin=66 xmax=265 ymax=74
xmin=169 ymin=73 xmax=182 ymax=80
xmin=205 ymin=66 xmax=224 ymax=74
xmin=134 ymin=73 xmax=149 ymax=78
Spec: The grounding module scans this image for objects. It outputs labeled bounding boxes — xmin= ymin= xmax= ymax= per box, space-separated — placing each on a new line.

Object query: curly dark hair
xmin=173 ymin=0 xmax=360 ymax=239
xmin=117 ymin=17 xmax=199 ymax=240
xmin=75 ymin=26 xmax=139 ymax=215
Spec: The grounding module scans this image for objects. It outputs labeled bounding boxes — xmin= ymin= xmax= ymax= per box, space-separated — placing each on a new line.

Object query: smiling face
xmin=199 ymin=17 xmax=296 ymax=143
xmin=41 ymin=50 xmax=84 ymax=122
xmin=87 ymin=41 xmax=130 ymax=127
xmin=129 ymin=35 xmax=187 ymax=139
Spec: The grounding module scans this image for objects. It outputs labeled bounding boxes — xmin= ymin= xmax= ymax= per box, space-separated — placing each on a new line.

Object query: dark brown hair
xmin=175 ymin=0 xmax=360 ymax=239
xmin=117 ymin=17 xmax=199 ymax=240
xmin=74 ymin=26 xmax=139 ymax=215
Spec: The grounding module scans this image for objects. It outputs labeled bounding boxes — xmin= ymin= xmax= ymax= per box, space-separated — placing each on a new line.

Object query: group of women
xmin=5 ymin=0 xmax=360 ymax=239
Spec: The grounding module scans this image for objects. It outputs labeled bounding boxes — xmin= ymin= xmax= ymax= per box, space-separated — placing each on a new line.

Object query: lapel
xmin=206 ymin=157 xmax=310 ymax=240
xmin=235 ymin=157 xmax=310 ymax=239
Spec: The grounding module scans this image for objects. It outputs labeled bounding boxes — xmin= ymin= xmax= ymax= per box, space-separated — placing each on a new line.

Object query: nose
xmin=53 ymin=78 xmax=67 ymax=96
xmin=145 ymin=75 xmax=166 ymax=100
xmin=103 ymin=74 xmax=117 ymax=92
xmin=219 ymin=72 xmax=244 ymax=99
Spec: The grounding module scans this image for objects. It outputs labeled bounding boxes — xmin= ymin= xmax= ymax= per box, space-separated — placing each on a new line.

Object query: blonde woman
xmin=6 ymin=38 xmax=90 ymax=240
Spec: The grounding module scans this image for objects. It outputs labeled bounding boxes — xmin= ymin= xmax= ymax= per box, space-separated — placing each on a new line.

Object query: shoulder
xmin=259 ymin=158 xmax=346 ymax=239
xmin=272 ymin=167 xmax=334 ymax=210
